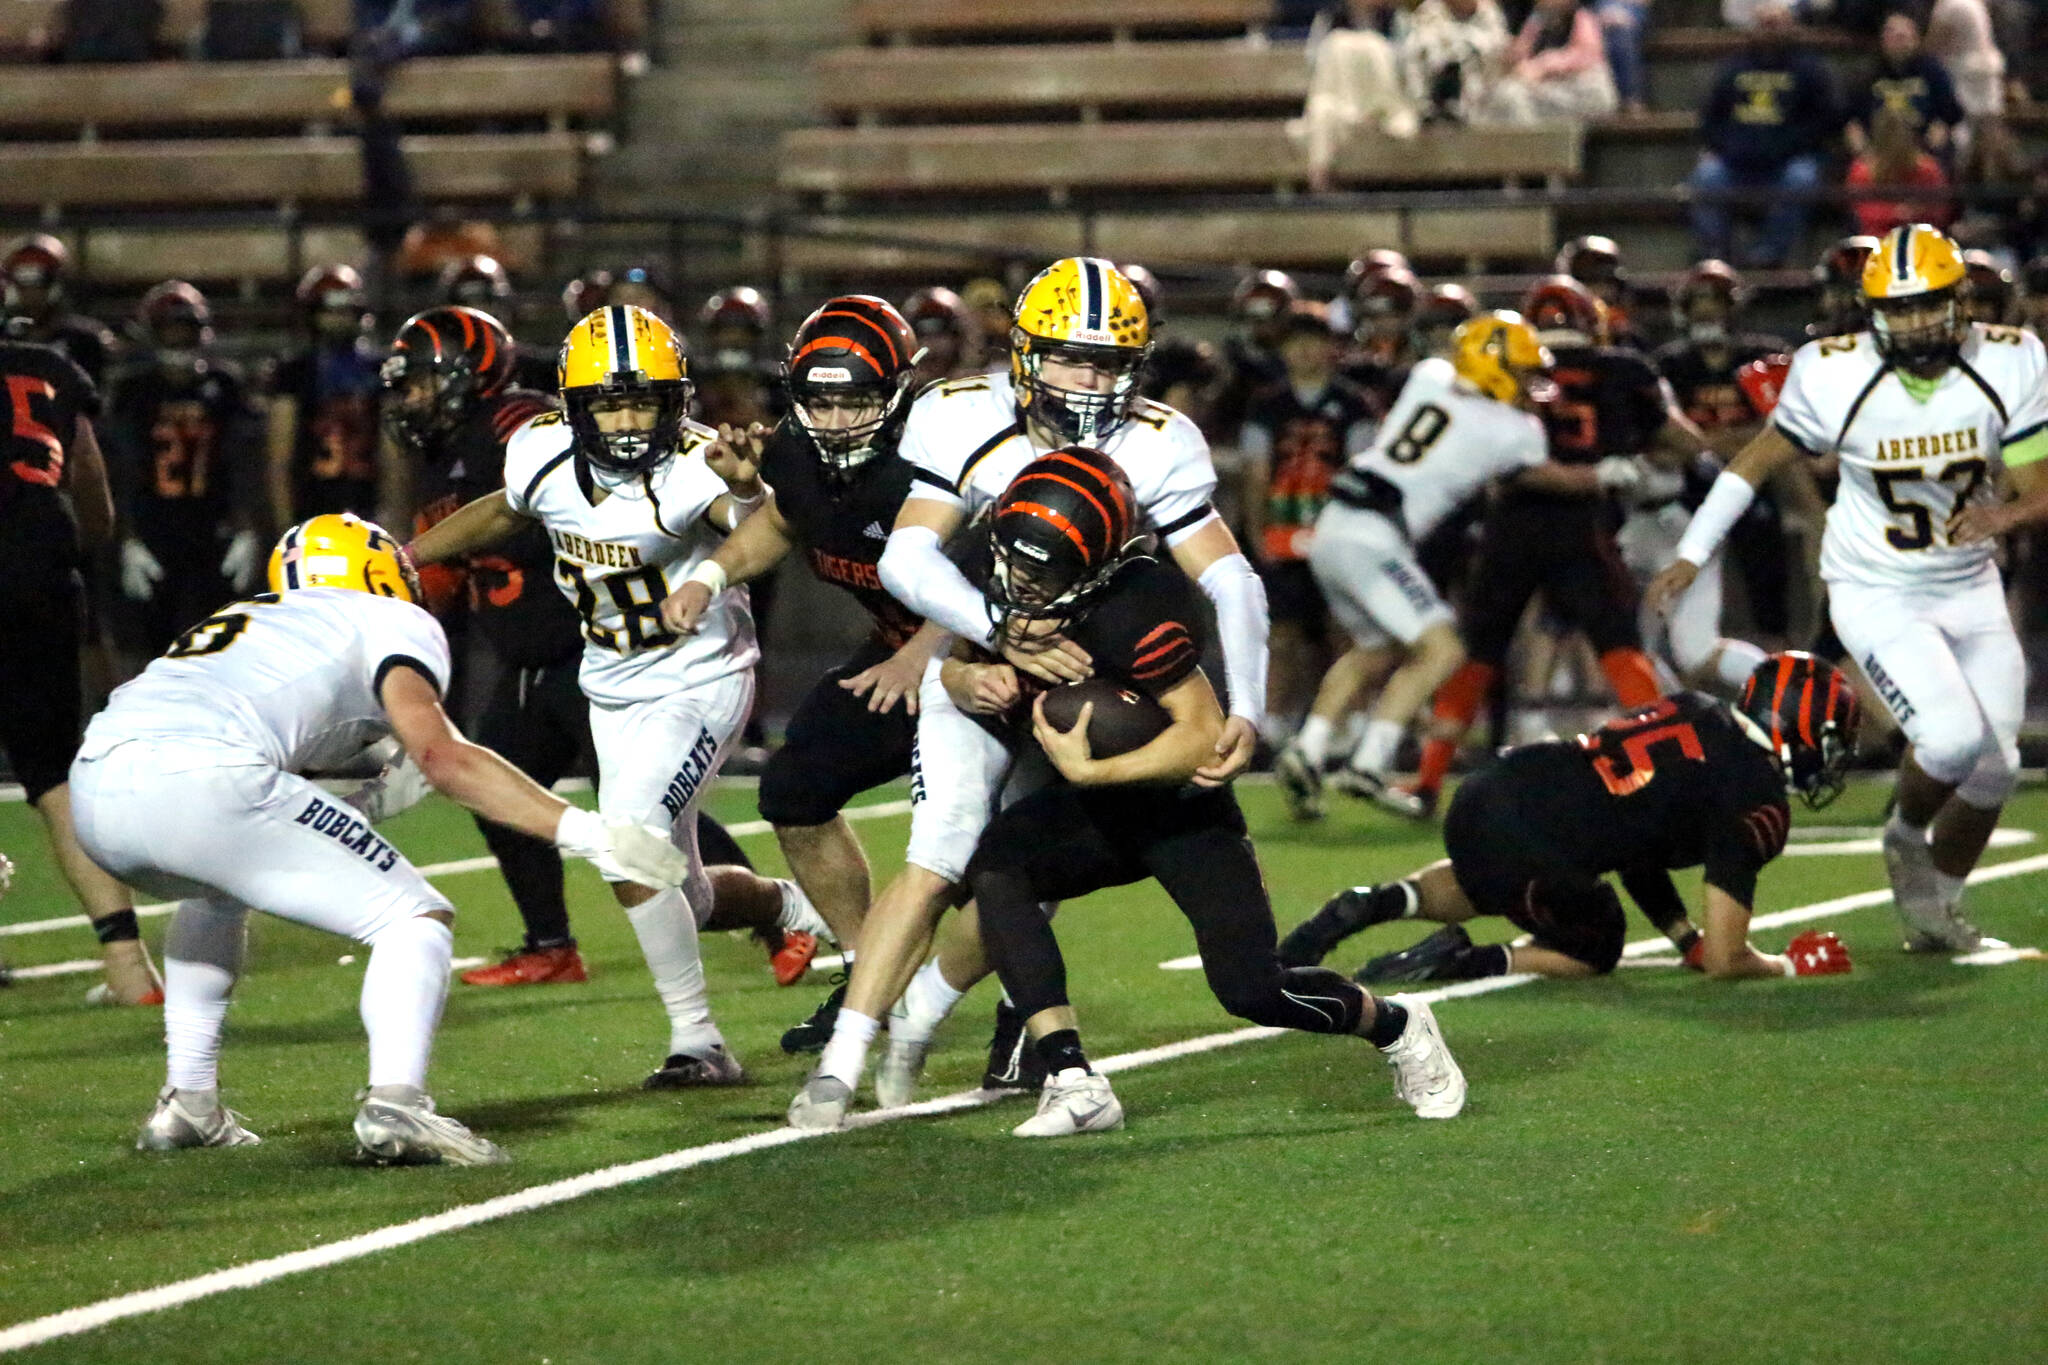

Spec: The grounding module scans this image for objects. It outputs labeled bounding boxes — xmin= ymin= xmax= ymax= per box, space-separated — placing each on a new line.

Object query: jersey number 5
xmin=1578 ymin=698 xmax=1704 ymax=796
xmin=1873 ymin=457 xmax=1986 ymax=551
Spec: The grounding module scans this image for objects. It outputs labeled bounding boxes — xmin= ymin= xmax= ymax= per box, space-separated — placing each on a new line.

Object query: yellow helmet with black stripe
xmin=560 ymin=303 xmax=693 ymax=476
xmin=1450 ymin=311 xmax=1552 ymax=405
xmin=1862 ymin=224 xmax=1967 ymax=369
xmin=268 ymin=512 xmax=421 ymax=604
xmin=1009 ymin=257 xmax=1152 ymax=443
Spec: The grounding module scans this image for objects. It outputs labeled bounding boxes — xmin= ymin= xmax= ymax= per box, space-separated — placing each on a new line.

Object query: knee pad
xmin=1956 ymin=740 xmax=2019 ymax=810
xmin=165 ymin=899 xmax=249 ymax=976
xmin=757 ymin=748 xmax=842 ymax=828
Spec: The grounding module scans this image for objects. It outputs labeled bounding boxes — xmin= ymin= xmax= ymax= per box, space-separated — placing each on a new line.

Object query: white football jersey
xmin=503 ymin=411 xmax=758 ymax=706
xmin=79 ymin=588 xmax=450 ymax=773
xmin=1342 ymin=358 xmax=1549 ymax=542
xmin=898 ymin=371 xmax=1218 ymax=545
xmin=1774 ymin=324 xmax=2048 ymax=588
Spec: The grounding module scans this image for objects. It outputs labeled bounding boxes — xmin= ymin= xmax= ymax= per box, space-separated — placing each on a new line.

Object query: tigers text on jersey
xmin=78 ymin=588 xmax=450 ymax=774
xmin=502 ymin=411 xmax=758 ymax=705
xmin=1334 ymin=358 xmax=1548 ymax=542
xmin=1772 ymin=324 xmax=2048 ymax=588
xmin=898 ymin=371 xmax=1217 ymax=545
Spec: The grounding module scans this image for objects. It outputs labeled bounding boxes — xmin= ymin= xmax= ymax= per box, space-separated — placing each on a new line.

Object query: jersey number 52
xmin=1873 ymin=457 xmax=1986 ymax=551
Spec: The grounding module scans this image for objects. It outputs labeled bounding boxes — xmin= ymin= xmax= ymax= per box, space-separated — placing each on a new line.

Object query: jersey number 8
xmin=1386 ymin=402 xmax=1450 ymax=464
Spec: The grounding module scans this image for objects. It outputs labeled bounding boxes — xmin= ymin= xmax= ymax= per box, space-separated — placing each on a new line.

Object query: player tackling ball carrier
xmin=1650 ymin=223 xmax=2048 ymax=953
xmin=68 ymin=514 xmax=693 ymax=1163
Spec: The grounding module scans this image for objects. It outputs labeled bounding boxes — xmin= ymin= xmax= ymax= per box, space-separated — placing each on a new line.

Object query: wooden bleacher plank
xmin=781 ymin=121 xmax=1580 ymax=195
xmin=815 ymin=41 xmax=1305 ymax=117
xmin=0 ymin=133 xmax=583 ymax=208
xmin=1644 ymin=25 xmax=1861 ymax=58
xmin=59 ymin=222 xmax=549 ymax=285
xmin=0 ymin=54 xmax=618 ymax=129
xmin=852 ymin=0 xmax=1268 ymax=42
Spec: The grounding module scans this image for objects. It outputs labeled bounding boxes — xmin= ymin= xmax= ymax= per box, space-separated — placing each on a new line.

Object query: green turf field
xmin=1 ymin=777 xmax=2044 ymax=1363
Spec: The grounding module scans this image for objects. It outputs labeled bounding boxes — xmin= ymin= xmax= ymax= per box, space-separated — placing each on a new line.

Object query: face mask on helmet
xmin=789 ymin=368 xmax=906 ymax=479
xmin=1870 ymin=289 xmax=1962 ymax=369
xmin=987 ymin=515 xmax=1118 ymax=645
xmin=568 ymin=390 xmax=687 ymax=479
xmin=1740 ymin=656 xmax=1861 ymax=809
xmin=1013 ymin=335 xmax=1146 ymax=445
xmin=380 ymin=351 xmax=480 ymax=453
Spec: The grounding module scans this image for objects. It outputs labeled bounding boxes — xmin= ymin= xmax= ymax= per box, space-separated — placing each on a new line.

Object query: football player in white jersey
xmin=67 ymin=514 xmax=692 ymax=1163
xmin=408 ymin=305 xmax=766 ymax=1087
xmin=1282 ymin=311 xmax=1661 ymax=819
xmin=773 ymin=258 xmax=1273 ymax=1128
xmin=1650 ymin=224 xmax=2048 ymax=951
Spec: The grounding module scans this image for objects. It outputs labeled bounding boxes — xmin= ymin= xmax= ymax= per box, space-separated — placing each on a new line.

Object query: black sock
xmin=1363 ymin=997 xmax=1408 ymax=1047
xmin=1034 ymin=1028 xmax=1091 ymax=1075
xmin=1446 ymin=942 xmax=1511 ymax=979
xmin=92 ymin=909 xmax=140 ymax=945
xmin=525 ymin=934 xmax=576 ymax=952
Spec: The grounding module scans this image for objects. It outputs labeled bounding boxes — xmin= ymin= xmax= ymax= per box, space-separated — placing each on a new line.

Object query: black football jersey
xmin=0 ymin=339 xmax=98 ymax=573
xmin=759 ymin=422 xmax=922 ymax=648
xmin=103 ymin=354 xmax=258 ymax=553
xmin=1242 ymin=375 xmax=1379 ymax=558
xmin=270 ymin=340 xmax=384 ymax=519
xmin=1538 ymin=344 xmax=1668 ymax=465
xmin=1493 ymin=692 xmax=1790 ymax=907
xmin=5 ymin=312 xmax=118 ymax=388
xmin=1652 ymin=333 xmax=1787 ymax=433
xmin=411 ymin=386 xmax=575 ymax=667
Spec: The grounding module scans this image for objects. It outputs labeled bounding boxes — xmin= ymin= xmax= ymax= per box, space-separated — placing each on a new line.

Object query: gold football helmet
xmin=268 ymin=513 xmax=421 ymax=604
xmin=1862 ymin=224 xmax=1967 ymax=368
xmin=560 ymin=303 xmax=692 ymax=476
xmin=1450 ymin=311 xmax=1553 ymax=405
xmin=1010 ymin=258 xmax=1152 ymax=443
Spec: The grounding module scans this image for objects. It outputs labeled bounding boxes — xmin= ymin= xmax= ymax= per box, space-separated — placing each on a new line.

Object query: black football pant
xmin=0 ymin=569 xmax=84 ymax=803
xmin=970 ymin=785 xmax=1365 ymax=1036
xmin=1462 ymin=500 xmax=1641 ymax=667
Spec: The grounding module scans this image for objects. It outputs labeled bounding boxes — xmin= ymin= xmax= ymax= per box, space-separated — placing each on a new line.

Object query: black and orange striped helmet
xmin=987 ymin=446 xmax=1141 ymax=639
xmin=1521 ymin=274 xmax=1609 ymax=345
xmin=380 ymin=305 xmax=516 ymax=454
xmin=783 ymin=294 xmax=920 ymax=480
xmin=1739 ymin=651 xmax=1861 ymax=809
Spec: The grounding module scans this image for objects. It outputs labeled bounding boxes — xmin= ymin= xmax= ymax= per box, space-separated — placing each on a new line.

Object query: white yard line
xmin=7 ymin=850 xmax=2047 ymax=1355
xmin=0 ymin=800 xmax=913 ymax=941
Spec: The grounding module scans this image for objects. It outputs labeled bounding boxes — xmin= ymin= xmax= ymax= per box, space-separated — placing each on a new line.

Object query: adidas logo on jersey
xmin=863 ymin=521 xmax=888 ymax=540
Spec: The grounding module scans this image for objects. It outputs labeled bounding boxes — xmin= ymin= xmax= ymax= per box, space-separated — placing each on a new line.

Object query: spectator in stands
xmin=1845 ymin=14 xmax=1965 ymax=163
xmin=1686 ymin=3 xmax=1839 ymax=269
xmin=1596 ymin=0 xmax=1650 ymax=117
xmin=1926 ymin=0 xmax=2008 ymax=133
xmin=1476 ymin=0 xmax=1617 ymax=125
xmin=1722 ymin=0 xmax=1818 ymax=24
xmin=1289 ymin=0 xmax=1421 ymax=192
xmin=1401 ymin=0 xmax=1510 ymax=126
xmin=1845 ymin=104 xmax=1955 ymax=237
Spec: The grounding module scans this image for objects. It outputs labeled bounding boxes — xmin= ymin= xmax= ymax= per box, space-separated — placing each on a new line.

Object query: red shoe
xmin=459 ymin=944 xmax=588 ymax=987
xmin=769 ymin=931 xmax=819 ymax=987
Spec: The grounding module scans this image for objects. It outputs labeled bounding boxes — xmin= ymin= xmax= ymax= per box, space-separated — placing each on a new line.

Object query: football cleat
xmin=353 ymin=1089 xmax=507 ymax=1166
xmin=1278 ymin=882 xmax=1413 ymax=968
xmin=1379 ymin=998 xmax=1465 ymax=1119
xmin=1329 ymin=767 xmax=1430 ymax=820
xmin=1275 ymin=744 xmax=1325 ymax=822
xmin=768 ymin=930 xmax=819 ymax=988
xmin=1881 ymin=820 xmax=1963 ymax=947
xmin=1356 ymin=924 xmax=1473 ymax=985
xmin=1013 ymin=1068 xmax=1124 ymax=1138
xmin=874 ymin=1036 xmax=930 ymax=1110
xmin=787 ymin=1073 xmax=853 ymax=1131
xmin=136 ymin=1086 xmax=261 ymax=1151
xmin=1393 ymin=783 xmax=1439 ymax=819
xmin=643 ymin=1045 xmax=747 ymax=1090
xmin=780 ymin=976 xmax=847 ymax=1054
xmin=459 ymin=943 xmax=588 ymax=988
xmin=981 ymin=998 xmax=1049 ymax=1093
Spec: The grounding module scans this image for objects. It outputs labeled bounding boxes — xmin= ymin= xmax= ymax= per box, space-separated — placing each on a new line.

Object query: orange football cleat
xmin=770 ymin=931 xmax=819 ymax=987
xmin=459 ymin=944 xmax=588 ymax=987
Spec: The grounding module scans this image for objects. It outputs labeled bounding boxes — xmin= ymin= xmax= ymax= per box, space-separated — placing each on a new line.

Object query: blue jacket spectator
xmin=1845 ymin=13 xmax=1966 ymax=159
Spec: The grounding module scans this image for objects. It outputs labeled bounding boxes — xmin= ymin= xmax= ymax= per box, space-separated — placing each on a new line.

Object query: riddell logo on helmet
xmin=806 ymin=366 xmax=853 ymax=383
xmin=1014 ymin=542 xmax=1051 ymax=561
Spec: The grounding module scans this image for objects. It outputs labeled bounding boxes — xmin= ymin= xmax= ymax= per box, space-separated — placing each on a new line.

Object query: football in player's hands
xmin=1786 ymin=930 xmax=1852 ymax=976
xmin=1040 ymin=677 xmax=1169 ymax=758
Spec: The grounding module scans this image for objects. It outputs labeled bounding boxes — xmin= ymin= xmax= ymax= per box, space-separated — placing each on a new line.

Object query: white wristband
xmin=685 ymin=560 xmax=729 ymax=596
xmin=553 ymin=804 xmax=604 ymax=855
xmin=1673 ymin=469 xmax=1758 ymax=567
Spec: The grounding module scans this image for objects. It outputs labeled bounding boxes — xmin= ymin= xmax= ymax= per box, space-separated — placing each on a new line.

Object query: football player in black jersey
xmin=0 ymin=335 xmax=164 ymax=1005
xmin=901 ymin=449 xmax=1466 ymax=1134
xmin=102 ymin=281 xmax=265 ymax=671
xmin=265 ymin=264 xmax=391 ymax=527
xmin=663 ymin=295 xmax=949 ymax=1044
xmin=1809 ymin=235 xmax=1880 ymax=340
xmin=0 ymin=234 xmax=120 ymax=387
xmin=1284 ymin=653 xmax=1858 ymax=984
xmin=1406 ymin=276 xmax=1702 ymax=814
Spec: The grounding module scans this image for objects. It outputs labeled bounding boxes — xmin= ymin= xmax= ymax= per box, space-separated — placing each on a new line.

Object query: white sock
xmin=361 ymin=916 xmax=452 ymax=1091
xmin=1933 ymin=870 xmax=1966 ymax=908
xmin=776 ymin=878 xmax=832 ymax=943
xmin=1351 ymin=719 xmax=1405 ymax=776
xmin=623 ymin=886 xmax=722 ymax=1056
xmin=164 ymin=958 xmax=234 ymax=1093
xmin=1713 ymin=639 xmax=1769 ymax=692
xmin=1296 ymin=715 xmax=1335 ymax=768
xmin=891 ymin=959 xmax=966 ymax=1047
xmin=818 ymin=1007 xmax=880 ymax=1087
xmin=1339 ymin=710 xmax=1369 ymax=753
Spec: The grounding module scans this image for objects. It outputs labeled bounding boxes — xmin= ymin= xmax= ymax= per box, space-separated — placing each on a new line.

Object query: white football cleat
xmin=353 ymin=1089 xmax=507 ymax=1166
xmin=1012 ymin=1068 xmax=1124 ymax=1138
xmin=136 ymin=1086 xmax=262 ymax=1151
xmin=1882 ymin=820 xmax=1959 ymax=945
xmin=873 ymin=1037 xmax=929 ymax=1110
xmin=1379 ymin=998 xmax=1465 ymax=1119
xmin=787 ymin=1074 xmax=853 ymax=1131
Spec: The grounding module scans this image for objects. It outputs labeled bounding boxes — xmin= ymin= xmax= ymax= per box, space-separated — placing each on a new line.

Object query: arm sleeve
xmin=1702 ymin=801 xmax=1784 ymax=910
xmin=368 ymin=601 xmax=455 ymax=699
xmin=878 ymin=525 xmax=997 ymax=649
xmin=1197 ymin=552 xmax=1270 ymax=722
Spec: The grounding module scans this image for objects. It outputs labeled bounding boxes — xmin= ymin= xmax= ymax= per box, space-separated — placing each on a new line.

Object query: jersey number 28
xmin=557 ymin=561 xmax=678 ymax=652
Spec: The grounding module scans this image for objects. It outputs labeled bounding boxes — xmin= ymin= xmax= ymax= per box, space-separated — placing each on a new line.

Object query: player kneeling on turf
xmin=947 ymin=449 xmax=1465 ymax=1135
xmin=67 ymin=514 xmax=693 ymax=1164
xmin=1282 ymin=652 xmax=1858 ymax=984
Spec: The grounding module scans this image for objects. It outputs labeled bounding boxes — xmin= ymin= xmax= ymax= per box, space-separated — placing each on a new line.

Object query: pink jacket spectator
xmin=1845 ymin=153 xmax=1955 ymax=236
